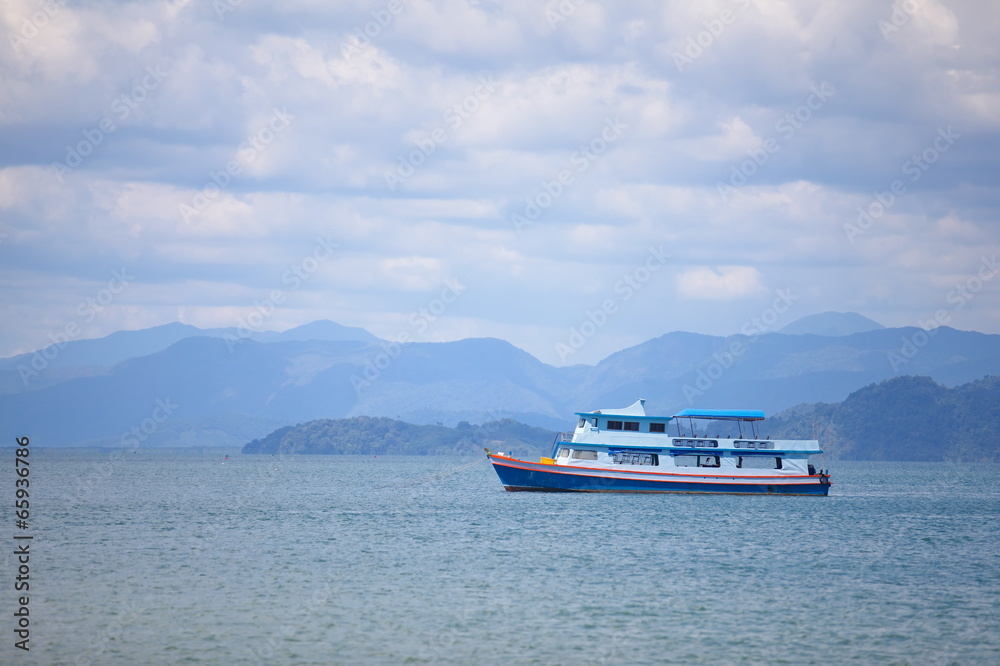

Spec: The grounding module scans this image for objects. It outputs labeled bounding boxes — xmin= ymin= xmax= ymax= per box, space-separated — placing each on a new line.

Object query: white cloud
xmin=0 ymin=0 xmax=998 ymax=363
xmin=676 ymin=266 xmax=766 ymax=301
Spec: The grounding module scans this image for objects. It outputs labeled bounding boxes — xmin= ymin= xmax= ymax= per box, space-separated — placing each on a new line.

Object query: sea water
xmin=3 ymin=450 xmax=998 ymax=665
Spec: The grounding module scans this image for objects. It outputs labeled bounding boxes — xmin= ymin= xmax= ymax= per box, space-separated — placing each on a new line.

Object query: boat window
xmin=649 ymin=423 xmax=666 ymax=433
xmin=738 ymin=456 xmax=782 ymax=469
xmin=557 ymin=448 xmax=570 ymax=458
xmin=674 ymin=439 xmax=718 ymax=448
xmin=591 ymin=418 xmax=598 ymax=427
xmin=578 ymin=418 xmax=586 ymax=428
xmin=623 ymin=422 xmax=639 ymax=431
xmin=698 ymin=455 xmax=720 ymax=468
xmin=612 ymin=452 xmax=658 ymax=466
xmin=734 ymin=440 xmax=774 ymax=450
xmin=606 ymin=421 xmax=623 ymax=430
xmin=673 ymin=455 xmax=698 ymax=467
xmin=571 ymin=449 xmax=598 ymax=460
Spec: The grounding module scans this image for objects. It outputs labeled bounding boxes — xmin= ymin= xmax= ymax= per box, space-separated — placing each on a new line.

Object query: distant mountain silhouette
xmin=2 ymin=320 xmax=999 ymax=448
xmin=0 ymin=322 xmax=208 ymax=372
xmin=252 ymin=320 xmax=379 ymax=344
xmin=780 ymin=311 xmax=885 ymax=336
xmin=0 ymin=320 xmax=378 ymax=394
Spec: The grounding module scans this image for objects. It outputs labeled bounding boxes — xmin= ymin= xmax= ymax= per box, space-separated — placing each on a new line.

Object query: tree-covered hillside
xmin=768 ymin=375 xmax=1000 ymax=461
xmin=242 ymin=375 xmax=1000 ymax=461
xmin=242 ymin=416 xmax=556 ymax=458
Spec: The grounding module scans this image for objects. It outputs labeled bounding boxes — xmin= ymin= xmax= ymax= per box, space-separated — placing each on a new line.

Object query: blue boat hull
xmin=489 ymin=456 xmax=830 ymax=496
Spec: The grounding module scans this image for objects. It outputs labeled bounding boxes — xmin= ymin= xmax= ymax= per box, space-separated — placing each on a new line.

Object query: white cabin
xmin=550 ymin=399 xmax=822 ymax=477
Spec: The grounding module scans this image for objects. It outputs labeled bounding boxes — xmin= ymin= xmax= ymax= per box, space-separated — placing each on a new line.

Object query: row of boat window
xmin=582 ymin=418 xmax=667 ymax=433
xmin=733 ymin=441 xmax=775 ymax=449
xmin=578 ymin=419 xmax=773 ymax=446
xmin=675 ymin=439 xmax=717 ymax=448
xmin=674 ymin=455 xmax=783 ymax=470
xmin=673 ymin=439 xmax=774 ymax=449
xmin=557 ymin=448 xmax=783 ymax=470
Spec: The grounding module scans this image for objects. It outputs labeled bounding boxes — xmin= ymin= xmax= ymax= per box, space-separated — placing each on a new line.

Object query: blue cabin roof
xmin=673 ymin=409 xmax=765 ymax=421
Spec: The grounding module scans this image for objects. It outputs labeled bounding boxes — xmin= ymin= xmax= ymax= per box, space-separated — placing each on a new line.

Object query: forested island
xmin=767 ymin=375 xmax=1000 ymax=462
xmin=243 ymin=375 xmax=1000 ymax=462
xmin=242 ymin=417 xmax=555 ymax=458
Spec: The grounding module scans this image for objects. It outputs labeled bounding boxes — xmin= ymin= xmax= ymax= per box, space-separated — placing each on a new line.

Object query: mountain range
xmin=3 ymin=312 xmax=999 ymax=448
xmin=240 ymin=374 xmax=1000 ymax=462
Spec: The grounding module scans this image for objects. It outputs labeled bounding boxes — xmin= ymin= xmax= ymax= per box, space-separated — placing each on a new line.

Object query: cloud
xmin=676 ymin=266 xmax=766 ymax=301
xmin=0 ymin=0 xmax=998 ymax=365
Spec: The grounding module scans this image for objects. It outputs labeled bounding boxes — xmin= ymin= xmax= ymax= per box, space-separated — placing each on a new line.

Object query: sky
xmin=1 ymin=0 xmax=998 ymax=366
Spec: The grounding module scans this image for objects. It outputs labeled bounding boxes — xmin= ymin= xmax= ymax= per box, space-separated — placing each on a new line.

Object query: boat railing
xmin=554 ymin=432 xmax=574 ymax=444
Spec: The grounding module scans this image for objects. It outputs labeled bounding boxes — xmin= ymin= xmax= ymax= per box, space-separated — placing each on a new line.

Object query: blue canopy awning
xmin=672 ymin=409 xmax=765 ymax=421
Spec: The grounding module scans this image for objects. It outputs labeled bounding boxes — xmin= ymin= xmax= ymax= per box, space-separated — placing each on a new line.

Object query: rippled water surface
xmin=4 ymin=450 xmax=999 ymax=664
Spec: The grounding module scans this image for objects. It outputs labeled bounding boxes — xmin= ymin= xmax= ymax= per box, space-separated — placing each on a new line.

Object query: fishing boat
xmin=486 ymin=399 xmax=831 ymax=495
